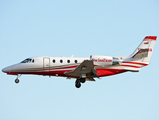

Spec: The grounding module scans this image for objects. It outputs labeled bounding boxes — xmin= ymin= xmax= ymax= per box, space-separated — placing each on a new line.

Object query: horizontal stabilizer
xmin=132 ymin=49 xmax=148 ymax=59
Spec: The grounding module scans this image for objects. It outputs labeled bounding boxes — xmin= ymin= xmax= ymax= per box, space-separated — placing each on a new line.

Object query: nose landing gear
xmin=15 ymin=74 xmax=22 ymax=84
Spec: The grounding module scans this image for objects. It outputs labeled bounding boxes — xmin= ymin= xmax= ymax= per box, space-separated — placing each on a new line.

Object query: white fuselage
xmin=2 ymin=36 xmax=157 ymax=88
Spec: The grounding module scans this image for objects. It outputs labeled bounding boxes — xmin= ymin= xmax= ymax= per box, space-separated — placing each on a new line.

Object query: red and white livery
xmin=2 ymin=36 xmax=157 ymax=88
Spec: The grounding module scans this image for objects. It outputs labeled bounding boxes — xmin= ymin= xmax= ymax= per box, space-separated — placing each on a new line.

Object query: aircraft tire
xmin=75 ymin=79 xmax=81 ymax=88
xmin=75 ymin=82 xmax=81 ymax=88
xmin=15 ymin=78 xmax=19 ymax=84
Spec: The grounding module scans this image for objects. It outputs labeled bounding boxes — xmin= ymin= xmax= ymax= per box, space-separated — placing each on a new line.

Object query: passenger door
xmin=43 ymin=57 xmax=50 ymax=72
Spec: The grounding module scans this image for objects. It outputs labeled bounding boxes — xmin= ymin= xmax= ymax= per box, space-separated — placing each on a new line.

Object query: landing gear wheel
xmin=80 ymin=78 xmax=86 ymax=83
xmin=75 ymin=82 xmax=81 ymax=88
xmin=15 ymin=78 xmax=19 ymax=84
xmin=75 ymin=79 xmax=81 ymax=88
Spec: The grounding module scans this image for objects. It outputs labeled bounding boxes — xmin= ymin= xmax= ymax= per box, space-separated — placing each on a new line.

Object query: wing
xmin=65 ymin=60 xmax=98 ymax=78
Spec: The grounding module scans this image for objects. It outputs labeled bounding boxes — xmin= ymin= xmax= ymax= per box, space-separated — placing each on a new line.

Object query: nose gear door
xmin=43 ymin=57 xmax=50 ymax=72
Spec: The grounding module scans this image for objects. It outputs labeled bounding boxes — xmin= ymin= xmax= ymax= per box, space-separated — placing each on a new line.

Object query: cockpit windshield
xmin=21 ymin=58 xmax=33 ymax=63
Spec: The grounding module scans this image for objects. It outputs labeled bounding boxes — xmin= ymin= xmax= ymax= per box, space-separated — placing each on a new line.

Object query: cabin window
xmin=60 ymin=60 xmax=63 ymax=63
xmin=53 ymin=59 xmax=56 ymax=63
xmin=67 ymin=60 xmax=70 ymax=63
xmin=75 ymin=60 xmax=77 ymax=63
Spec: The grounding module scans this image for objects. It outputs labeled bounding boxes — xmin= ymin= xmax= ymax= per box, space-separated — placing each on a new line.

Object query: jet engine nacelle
xmin=90 ymin=55 xmax=113 ymax=66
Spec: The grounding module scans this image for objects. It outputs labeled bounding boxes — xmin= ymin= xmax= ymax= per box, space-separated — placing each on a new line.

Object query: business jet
xmin=2 ymin=36 xmax=157 ymax=88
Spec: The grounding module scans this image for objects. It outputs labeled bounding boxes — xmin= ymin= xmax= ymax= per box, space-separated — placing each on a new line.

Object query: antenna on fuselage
xmin=71 ymin=55 xmax=74 ymax=57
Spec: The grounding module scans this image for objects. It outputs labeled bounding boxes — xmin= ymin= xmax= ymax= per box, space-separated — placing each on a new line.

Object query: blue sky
xmin=0 ymin=0 xmax=159 ymax=120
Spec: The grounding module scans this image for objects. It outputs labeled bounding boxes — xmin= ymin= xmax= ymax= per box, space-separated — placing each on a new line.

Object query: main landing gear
xmin=15 ymin=74 xmax=22 ymax=84
xmin=75 ymin=78 xmax=86 ymax=88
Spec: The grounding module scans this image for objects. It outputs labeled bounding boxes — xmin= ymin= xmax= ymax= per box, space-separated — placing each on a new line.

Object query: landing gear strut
xmin=75 ymin=78 xmax=86 ymax=88
xmin=15 ymin=74 xmax=22 ymax=84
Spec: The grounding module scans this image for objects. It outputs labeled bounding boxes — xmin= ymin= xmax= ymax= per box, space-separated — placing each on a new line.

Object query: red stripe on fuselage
xmin=16 ymin=65 xmax=79 ymax=72
xmin=120 ymin=64 xmax=140 ymax=68
xmin=8 ymin=68 xmax=127 ymax=78
xmin=122 ymin=61 xmax=148 ymax=66
xmin=7 ymin=73 xmax=18 ymax=75
xmin=50 ymin=65 xmax=79 ymax=70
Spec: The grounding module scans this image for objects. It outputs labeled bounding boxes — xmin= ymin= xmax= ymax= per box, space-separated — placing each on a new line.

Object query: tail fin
xmin=131 ymin=36 xmax=157 ymax=64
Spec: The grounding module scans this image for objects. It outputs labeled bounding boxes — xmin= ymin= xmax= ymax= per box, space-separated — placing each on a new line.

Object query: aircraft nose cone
xmin=2 ymin=67 xmax=12 ymax=73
